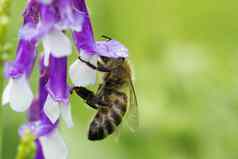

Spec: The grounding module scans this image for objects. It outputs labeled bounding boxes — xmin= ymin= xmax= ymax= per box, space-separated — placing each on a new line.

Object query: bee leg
xmin=101 ymin=35 xmax=112 ymax=41
xmin=86 ymin=100 xmax=98 ymax=110
xmin=70 ymin=86 xmax=97 ymax=109
xmin=78 ymin=57 xmax=111 ymax=72
xmin=71 ymin=86 xmax=107 ymax=109
xmin=86 ymin=97 xmax=108 ymax=109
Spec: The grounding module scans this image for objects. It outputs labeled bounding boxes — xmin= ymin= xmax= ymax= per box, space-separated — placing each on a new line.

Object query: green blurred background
xmin=2 ymin=0 xmax=238 ymax=159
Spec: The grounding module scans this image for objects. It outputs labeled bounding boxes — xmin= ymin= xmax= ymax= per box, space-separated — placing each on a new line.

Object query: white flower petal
xmin=39 ymin=130 xmax=68 ymax=159
xmin=81 ymin=50 xmax=98 ymax=66
xmin=43 ymin=29 xmax=71 ymax=58
xmin=61 ymin=103 xmax=74 ymax=128
xmin=2 ymin=79 xmax=13 ymax=106
xmin=80 ymin=50 xmax=96 ymax=61
xmin=44 ymin=50 xmax=50 ymax=66
xmin=44 ymin=95 xmax=60 ymax=124
xmin=8 ymin=76 xmax=33 ymax=112
xmin=69 ymin=50 xmax=98 ymax=86
xmin=69 ymin=59 xmax=96 ymax=87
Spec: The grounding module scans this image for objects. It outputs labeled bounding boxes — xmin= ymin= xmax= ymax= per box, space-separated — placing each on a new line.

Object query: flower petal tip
xmin=39 ymin=130 xmax=68 ymax=159
xmin=7 ymin=76 xmax=33 ymax=112
xmin=61 ymin=104 xmax=74 ymax=128
xmin=43 ymin=29 xmax=72 ymax=58
xmin=2 ymin=79 xmax=12 ymax=106
xmin=69 ymin=59 xmax=97 ymax=87
xmin=43 ymin=95 xmax=61 ymax=124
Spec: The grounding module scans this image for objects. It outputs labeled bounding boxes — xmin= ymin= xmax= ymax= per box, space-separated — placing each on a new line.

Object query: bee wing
xmin=125 ymin=79 xmax=139 ymax=132
xmin=111 ymin=124 xmax=122 ymax=142
xmin=108 ymin=79 xmax=139 ymax=141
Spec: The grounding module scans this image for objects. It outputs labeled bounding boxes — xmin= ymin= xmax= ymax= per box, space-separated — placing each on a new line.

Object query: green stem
xmin=15 ymin=131 xmax=36 ymax=159
xmin=0 ymin=0 xmax=11 ymax=158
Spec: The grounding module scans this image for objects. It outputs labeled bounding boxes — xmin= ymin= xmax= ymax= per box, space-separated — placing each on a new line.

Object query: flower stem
xmin=0 ymin=0 xmax=11 ymax=63
xmin=15 ymin=131 xmax=36 ymax=159
xmin=0 ymin=0 xmax=11 ymax=158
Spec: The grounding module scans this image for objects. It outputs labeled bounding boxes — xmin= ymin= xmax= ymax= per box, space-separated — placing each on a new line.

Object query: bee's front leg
xmin=70 ymin=86 xmax=107 ymax=109
xmin=78 ymin=57 xmax=111 ymax=72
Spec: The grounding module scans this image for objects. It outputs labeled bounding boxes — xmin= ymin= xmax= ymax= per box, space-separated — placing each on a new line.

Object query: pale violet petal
xmin=96 ymin=40 xmax=128 ymax=58
xmin=69 ymin=14 xmax=84 ymax=32
xmin=60 ymin=103 xmax=74 ymax=128
xmin=69 ymin=59 xmax=96 ymax=87
xmin=2 ymin=79 xmax=13 ymax=106
xmin=70 ymin=24 xmax=83 ymax=32
xmin=43 ymin=95 xmax=60 ymax=124
xmin=80 ymin=49 xmax=96 ymax=61
xmin=19 ymin=24 xmax=37 ymax=40
xmin=44 ymin=50 xmax=50 ymax=66
xmin=37 ymin=0 xmax=54 ymax=5
xmin=9 ymin=75 xmax=33 ymax=112
xmin=55 ymin=14 xmax=83 ymax=32
xmin=43 ymin=29 xmax=72 ymax=58
xmin=39 ymin=129 xmax=68 ymax=159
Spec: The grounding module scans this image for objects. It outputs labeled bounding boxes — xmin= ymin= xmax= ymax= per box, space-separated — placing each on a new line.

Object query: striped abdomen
xmin=88 ymin=91 xmax=127 ymax=140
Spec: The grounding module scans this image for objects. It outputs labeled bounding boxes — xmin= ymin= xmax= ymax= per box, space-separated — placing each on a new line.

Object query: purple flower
xmin=72 ymin=0 xmax=96 ymax=54
xmin=38 ymin=2 xmax=73 ymax=66
xmin=44 ymin=55 xmax=73 ymax=126
xmin=2 ymin=0 xmax=39 ymax=112
xmin=19 ymin=0 xmax=87 ymax=66
xmin=21 ymin=0 xmax=85 ymax=37
xmin=4 ymin=40 xmax=37 ymax=79
xmin=69 ymin=0 xmax=98 ymax=86
xmin=19 ymin=56 xmax=69 ymax=159
xmin=47 ymin=56 xmax=69 ymax=104
xmin=56 ymin=0 xmax=85 ymax=32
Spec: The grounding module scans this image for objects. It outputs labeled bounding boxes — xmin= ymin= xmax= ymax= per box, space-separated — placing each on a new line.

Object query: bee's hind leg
xmin=70 ymin=86 xmax=107 ymax=110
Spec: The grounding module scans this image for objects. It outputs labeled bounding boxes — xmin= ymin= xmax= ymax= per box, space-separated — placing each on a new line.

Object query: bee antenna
xmin=101 ymin=35 xmax=112 ymax=41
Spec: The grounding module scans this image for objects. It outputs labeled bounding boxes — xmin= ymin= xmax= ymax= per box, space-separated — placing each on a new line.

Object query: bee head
xmin=99 ymin=56 xmax=125 ymax=68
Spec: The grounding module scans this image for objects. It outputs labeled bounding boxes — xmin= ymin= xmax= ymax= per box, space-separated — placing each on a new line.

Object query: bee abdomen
xmin=88 ymin=120 xmax=105 ymax=140
xmin=88 ymin=106 xmax=127 ymax=140
xmin=88 ymin=92 xmax=127 ymax=141
xmin=88 ymin=111 xmax=116 ymax=140
xmin=110 ymin=104 xmax=127 ymax=126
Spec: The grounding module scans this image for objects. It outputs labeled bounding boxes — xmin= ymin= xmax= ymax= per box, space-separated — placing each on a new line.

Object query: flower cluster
xmin=18 ymin=57 xmax=68 ymax=158
xmin=2 ymin=0 xmax=128 ymax=159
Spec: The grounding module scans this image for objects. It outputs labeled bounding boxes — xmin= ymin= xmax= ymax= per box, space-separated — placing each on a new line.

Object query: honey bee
xmin=71 ymin=48 xmax=138 ymax=140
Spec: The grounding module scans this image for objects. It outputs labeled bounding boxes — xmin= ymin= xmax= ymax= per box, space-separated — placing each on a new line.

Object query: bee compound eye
xmin=100 ymin=56 xmax=109 ymax=63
